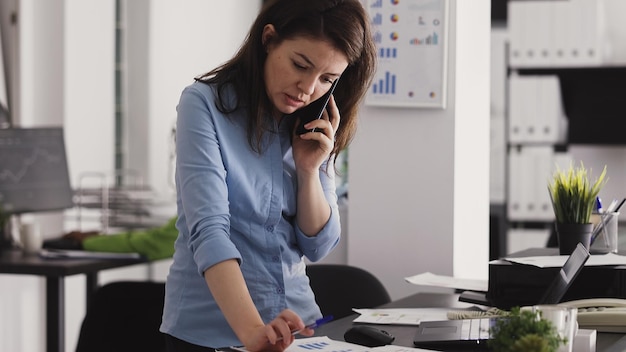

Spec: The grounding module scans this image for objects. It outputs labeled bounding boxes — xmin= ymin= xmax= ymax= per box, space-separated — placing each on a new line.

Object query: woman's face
xmin=263 ymin=25 xmax=349 ymax=117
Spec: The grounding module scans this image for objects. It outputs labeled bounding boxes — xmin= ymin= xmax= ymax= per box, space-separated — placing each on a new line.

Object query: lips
xmin=284 ymin=93 xmax=305 ymax=109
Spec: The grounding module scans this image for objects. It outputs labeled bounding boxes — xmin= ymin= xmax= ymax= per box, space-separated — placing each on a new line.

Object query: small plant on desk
xmin=488 ymin=307 xmax=566 ymax=352
xmin=548 ymin=161 xmax=607 ymax=225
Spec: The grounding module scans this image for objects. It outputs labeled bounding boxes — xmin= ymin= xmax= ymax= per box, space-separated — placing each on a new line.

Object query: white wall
xmin=125 ymin=0 xmax=261 ymax=202
xmin=348 ymin=0 xmax=491 ymax=300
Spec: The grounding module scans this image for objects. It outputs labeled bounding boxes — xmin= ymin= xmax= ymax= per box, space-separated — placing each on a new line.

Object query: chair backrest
xmin=75 ymin=281 xmax=166 ymax=352
xmin=306 ymin=264 xmax=391 ymax=320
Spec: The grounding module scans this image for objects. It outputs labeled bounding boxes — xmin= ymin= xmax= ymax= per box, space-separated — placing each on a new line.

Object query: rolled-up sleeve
xmin=295 ymin=161 xmax=341 ymax=262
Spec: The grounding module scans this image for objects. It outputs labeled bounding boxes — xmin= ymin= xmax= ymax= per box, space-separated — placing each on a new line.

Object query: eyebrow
xmin=295 ymin=52 xmax=342 ymax=78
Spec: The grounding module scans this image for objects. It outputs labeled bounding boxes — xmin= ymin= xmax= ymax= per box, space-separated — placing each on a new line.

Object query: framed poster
xmin=365 ymin=0 xmax=449 ymax=108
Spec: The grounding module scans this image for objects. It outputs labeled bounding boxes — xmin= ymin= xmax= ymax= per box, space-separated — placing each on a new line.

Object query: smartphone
xmin=292 ymin=77 xmax=340 ymax=135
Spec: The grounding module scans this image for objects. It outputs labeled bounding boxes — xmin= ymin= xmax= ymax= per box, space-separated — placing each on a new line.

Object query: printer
xmin=487 ymin=247 xmax=626 ymax=309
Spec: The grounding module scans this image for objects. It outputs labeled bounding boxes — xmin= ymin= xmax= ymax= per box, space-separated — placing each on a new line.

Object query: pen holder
xmin=590 ymin=212 xmax=619 ymax=254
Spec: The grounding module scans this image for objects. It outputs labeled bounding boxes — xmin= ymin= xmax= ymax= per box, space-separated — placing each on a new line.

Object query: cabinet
xmin=495 ymin=0 xmax=626 ymax=256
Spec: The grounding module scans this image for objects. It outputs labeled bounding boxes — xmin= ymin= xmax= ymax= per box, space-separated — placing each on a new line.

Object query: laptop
xmin=413 ymin=243 xmax=590 ymax=350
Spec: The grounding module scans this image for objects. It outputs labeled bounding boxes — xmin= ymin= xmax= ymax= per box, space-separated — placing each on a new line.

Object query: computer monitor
xmin=0 ymin=127 xmax=74 ymax=215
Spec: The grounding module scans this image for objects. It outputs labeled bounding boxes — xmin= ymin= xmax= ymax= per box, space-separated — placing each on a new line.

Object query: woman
xmin=160 ymin=0 xmax=376 ymax=350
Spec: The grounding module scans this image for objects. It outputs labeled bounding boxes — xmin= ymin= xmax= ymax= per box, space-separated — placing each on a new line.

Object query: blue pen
xmin=276 ymin=315 xmax=334 ymax=341
xmin=301 ymin=315 xmax=334 ymax=331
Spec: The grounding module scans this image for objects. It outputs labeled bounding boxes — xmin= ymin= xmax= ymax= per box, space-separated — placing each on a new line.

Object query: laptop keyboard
xmin=461 ymin=318 xmax=492 ymax=340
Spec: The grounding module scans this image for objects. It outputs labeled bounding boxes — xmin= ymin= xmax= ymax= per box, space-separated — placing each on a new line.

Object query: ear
xmin=262 ymin=24 xmax=277 ymax=48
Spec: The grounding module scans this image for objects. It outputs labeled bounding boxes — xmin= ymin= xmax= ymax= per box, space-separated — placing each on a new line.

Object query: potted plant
xmin=489 ymin=307 xmax=566 ymax=352
xmin=548 ymin=162 xmax=607 ymax=255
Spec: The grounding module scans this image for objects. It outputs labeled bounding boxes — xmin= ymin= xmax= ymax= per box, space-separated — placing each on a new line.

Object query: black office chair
xmin=75 ymin=281 xmax=166 ymax=352
xmin=306 ymin=264 xmax=391 ymax=320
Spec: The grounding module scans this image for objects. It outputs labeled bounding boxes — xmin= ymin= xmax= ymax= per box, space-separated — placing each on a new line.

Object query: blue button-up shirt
xmin=160 ymin=81 xmax=341 ymax=348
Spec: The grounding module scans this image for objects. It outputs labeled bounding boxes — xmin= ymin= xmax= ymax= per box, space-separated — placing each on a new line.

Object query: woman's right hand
xmin=243 ymin=309 xmax=314 ymax=352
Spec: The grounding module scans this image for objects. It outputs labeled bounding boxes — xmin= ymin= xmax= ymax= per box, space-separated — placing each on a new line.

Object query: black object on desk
xmin=0 ymin=248 xmax=147 ymax=352
xmin=344 ymin=325 xmax=395 ymax=347
xmin=488 ymin=247 xmax=626 ymax=310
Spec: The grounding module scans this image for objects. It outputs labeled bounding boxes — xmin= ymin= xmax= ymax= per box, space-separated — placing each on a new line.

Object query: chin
xmin=277 ymin=104 xmax=299 ymax=115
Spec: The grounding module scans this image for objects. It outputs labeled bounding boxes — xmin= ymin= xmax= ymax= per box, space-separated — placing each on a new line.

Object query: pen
xmin=299 ymin=315 xmax=334 ymax=332
xmin=276 ymin=315 xmax=334 ymax=341
xmin=590 ymin=197 xmax=626 ymax=245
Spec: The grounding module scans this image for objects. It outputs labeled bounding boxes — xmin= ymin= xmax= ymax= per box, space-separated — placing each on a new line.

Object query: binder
xmin=507 ymin=147 xmax=524 ymax=220
xmin=507 ymin=73 xmax=523 ymax=143
xmin=531 ymin=146 xmax=554 ymax=221
xmin=536 ymin=75 xmax=566 ymax=144
xmin=530 ymin=1 xmax=554 ymax=67
xmin=508 ymin=74 xmax=536 ymax=143
xmin=507 ymin=1 xmax=528 ymax=67
xmin=490 ymin=115 xmax=506 ymax=204
xmin=552 ymin=0 xmax=575 ymax=67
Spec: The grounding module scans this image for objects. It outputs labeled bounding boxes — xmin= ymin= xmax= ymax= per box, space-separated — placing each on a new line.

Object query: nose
xmin=298 ymin=76 xmax=317 ymax=96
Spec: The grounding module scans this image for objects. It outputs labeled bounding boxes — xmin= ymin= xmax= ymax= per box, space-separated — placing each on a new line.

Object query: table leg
xmin=46 ymin=276 xmax=65 ymax=352
xmin=85 ymin=273 xmax=98 ymax=310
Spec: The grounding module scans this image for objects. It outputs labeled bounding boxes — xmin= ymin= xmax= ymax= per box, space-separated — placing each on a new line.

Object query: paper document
xmin=405 ymin=272 xmax=488 ymax=292
xmin=39 ymin=249 xmax=143 ymax=260
xmin=371 ymin=345 xmax=438 ymax=352
xmin=352 ymin=308 xmax=454 ymax=325
xmin=500 ymin=252 xmax=626 ymax=268
xmin=219 ymin=337 xmax=437 ymax=352
xmin=289 ymin=337 xmax=436 ymax=352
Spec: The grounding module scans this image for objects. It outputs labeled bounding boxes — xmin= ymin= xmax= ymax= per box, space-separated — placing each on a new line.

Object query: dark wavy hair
xmin=197 ymin=0 xmax=376 ymax=166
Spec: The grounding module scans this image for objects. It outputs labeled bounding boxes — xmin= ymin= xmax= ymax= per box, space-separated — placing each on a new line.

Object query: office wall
xmin=348 ymin=0 xmax=491 ymax=300
xmin=125 ymin=0 xmax=262 ymax=203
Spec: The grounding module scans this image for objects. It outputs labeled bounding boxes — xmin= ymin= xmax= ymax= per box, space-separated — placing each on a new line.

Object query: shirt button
xmin=272 ymin=256 xmax=280 ymax=262
xmin=276 ymin=287 xmax=284 ymax=294
xmin=266 ymin=225 xmax=274 ymax=232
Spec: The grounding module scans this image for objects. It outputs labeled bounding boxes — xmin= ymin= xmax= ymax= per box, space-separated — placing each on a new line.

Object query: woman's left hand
xmin=292 ymin=95 xmax=340 ymax=174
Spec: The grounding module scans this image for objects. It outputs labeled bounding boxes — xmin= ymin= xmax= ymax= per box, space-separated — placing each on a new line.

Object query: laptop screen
xmin=539 ymin=243 xmax=591 ymax=304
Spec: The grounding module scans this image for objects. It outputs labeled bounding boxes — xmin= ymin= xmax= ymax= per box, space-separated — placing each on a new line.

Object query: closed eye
xmin=293 ymin=61 xmax=307 ymax=70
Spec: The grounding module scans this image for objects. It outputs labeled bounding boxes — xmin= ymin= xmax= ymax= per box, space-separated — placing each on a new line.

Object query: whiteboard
xmin=365 ymin=0 xmax=449 ymax=108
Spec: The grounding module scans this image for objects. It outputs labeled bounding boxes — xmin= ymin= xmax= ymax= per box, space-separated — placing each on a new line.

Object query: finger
xmin=264 ymin=324 xmax=280 ymax=345
xmin=270 ymin=320 xmax=294 ymax=346
xmin=279 ymin=309 xmax=305 ymax=331
xmin=297 ymin=327 xmax=315 ymax=337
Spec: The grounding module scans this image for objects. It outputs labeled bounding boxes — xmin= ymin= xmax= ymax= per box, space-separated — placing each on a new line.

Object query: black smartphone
xmin=292 ymin=77 xmax=340 ymax=135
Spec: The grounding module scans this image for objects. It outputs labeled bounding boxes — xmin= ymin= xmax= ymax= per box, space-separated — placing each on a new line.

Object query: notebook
xmin=413 ymin=243 xmax=590 ymax=350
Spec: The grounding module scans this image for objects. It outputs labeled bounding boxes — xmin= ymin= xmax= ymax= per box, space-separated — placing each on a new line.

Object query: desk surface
xmin=314 ymin=292 xmax=626 ymax=352
xmin=0 ymin=248 xmax=147 ymax=277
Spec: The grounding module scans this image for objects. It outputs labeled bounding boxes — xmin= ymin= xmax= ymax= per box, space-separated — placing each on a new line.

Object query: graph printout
xmin=366 ymin=0 xmax=448 ymax=108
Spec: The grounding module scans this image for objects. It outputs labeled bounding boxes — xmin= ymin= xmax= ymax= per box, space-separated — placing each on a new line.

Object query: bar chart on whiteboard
xmin=366 ymin=0 xmax=448 ymax=108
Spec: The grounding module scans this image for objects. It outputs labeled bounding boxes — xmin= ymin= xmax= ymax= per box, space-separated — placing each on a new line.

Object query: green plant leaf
xmin=488 ymin=307 xmax=566 ymax=352
xmin=548 ymin=162 xmax=607 ymax=224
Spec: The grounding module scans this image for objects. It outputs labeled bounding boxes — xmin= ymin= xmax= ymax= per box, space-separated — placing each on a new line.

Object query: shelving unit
xmin=67 ymin=170 xmax=168 ymax=234
xmin=495 ymin=0 xmax=626 ymax=256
